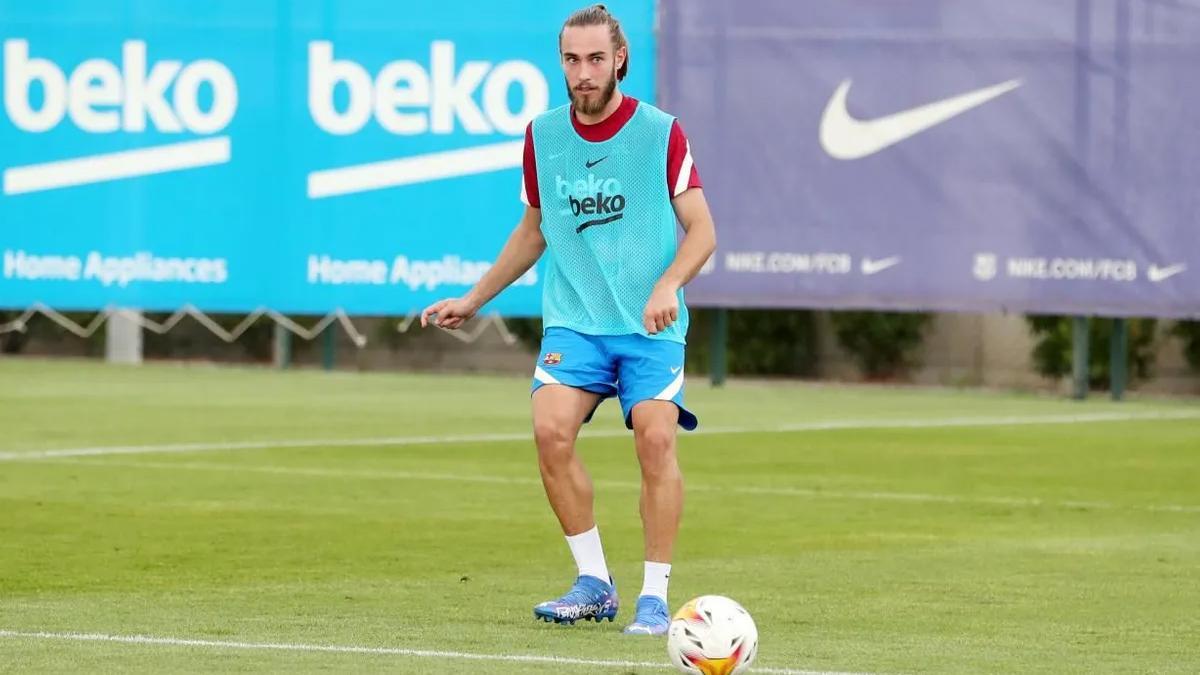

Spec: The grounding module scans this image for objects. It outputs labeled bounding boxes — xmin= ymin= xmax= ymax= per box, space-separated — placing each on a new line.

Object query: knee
xmin=533 ymin=419 xmax=575 ymax=467
xmin=636 ymin=424 xmax=675 ymax=456
xmin=635 ymin=425 xmax=678 ymax=478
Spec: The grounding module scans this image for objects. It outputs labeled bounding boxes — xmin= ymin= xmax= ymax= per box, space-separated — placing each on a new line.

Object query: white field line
xmin=0 ymin=629 xmax=866 ymax=675
xmin=0 ymin=432 xmax=538 ymax=461
xmin=37 ymin=456 xmax=1200 ymax=514
xmin=1 ymin=410 xmax=1196 ymax=462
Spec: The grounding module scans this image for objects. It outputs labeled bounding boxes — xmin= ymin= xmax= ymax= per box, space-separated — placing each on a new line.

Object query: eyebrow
xmin=563 ymin=51 xmax=608 ymax=59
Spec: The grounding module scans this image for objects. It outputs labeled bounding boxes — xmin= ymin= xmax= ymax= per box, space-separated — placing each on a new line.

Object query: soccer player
xmin=421 ymin=4 xmax=715 ymax=636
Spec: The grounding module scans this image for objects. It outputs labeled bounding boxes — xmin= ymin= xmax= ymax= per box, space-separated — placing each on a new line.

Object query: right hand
xmin=420 ymin=297 xmax=479 ymax=330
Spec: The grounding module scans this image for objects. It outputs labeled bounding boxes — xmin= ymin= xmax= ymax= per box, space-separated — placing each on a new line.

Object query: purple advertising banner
xmin=662 ymin=0 xmax=1200 ymax=318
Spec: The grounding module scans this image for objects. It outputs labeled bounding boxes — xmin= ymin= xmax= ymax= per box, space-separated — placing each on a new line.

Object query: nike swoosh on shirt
xmin=586 ymin=156 xmax=608 ymax=168
xmin=819 ymin=78 xmax=1022 ymax=160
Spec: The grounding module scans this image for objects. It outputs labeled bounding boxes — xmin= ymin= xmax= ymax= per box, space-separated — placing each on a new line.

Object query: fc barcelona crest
xmin=543 ymin=352 xmax=563 ymax=366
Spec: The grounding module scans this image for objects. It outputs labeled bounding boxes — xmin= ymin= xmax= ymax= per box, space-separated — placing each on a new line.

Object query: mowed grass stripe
xmin=26 ymin=456 xmax=1200 ymax=514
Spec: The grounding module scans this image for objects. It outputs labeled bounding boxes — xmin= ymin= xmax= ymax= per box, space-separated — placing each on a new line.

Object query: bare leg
xmin=630 ymin=400 xmax=683 ymax=563
xmin=532 ymin=385 xmax=603 ymax=535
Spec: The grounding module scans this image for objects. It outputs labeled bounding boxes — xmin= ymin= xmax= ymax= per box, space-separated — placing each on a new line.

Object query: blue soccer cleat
xmin=622 ymin=594 xmax=670 ymax=635
xmin=533 ymin=575 xmax=619 ymax=625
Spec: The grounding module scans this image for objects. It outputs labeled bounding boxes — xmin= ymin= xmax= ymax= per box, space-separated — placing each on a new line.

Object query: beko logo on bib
xmin=554 ymin=173 xmax=626 ymax=233
xmin=2 ymin=39 xmax=237 ymax=195
xmin=305 ymin=41 xmax=550 ymax=199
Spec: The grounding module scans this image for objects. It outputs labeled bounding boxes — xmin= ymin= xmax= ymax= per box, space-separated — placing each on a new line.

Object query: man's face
xmin=560 ymin=25 xmax=625 ymax=115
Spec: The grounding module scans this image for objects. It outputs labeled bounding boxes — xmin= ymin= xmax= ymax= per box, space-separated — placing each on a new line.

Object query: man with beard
xmin=421 ymin=4 xmax=715 ymax=636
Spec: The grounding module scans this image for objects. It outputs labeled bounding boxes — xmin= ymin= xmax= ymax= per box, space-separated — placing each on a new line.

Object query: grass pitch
xmin=1 ymin=358 xmax=1197 ymax=673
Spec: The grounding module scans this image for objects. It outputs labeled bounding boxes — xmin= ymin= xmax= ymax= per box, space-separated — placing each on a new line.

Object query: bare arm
xmin=642 ymin=188 xmax=717 ymax=334
xmin=421 ymin=206 xmax=545 ymax=329
xmin=663 ymin=188 xmax=717 ymax=289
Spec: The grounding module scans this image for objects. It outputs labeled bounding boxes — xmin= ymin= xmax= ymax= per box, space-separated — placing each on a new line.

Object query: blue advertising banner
xmin=663 ymin=0 xmax=1200 ymax=318
xmin=0 ymin=0 xmax=656 ymax=315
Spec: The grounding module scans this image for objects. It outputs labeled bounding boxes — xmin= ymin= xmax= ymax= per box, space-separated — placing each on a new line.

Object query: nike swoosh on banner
xmin=1147 ymin=263 xmax=1186 ymax=282
xmin=820 ymin=79 xmax=1022 ymax=160
xmin=861 ymin=256 xmax=901 ymax=275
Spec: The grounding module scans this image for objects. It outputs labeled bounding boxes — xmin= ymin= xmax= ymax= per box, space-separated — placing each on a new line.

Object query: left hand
xmin=642 ymin=283 xmax=680 ymax=335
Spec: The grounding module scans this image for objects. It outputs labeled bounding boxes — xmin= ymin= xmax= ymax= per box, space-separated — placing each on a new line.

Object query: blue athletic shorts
xmin=531 ymin=327 xmax=698 ymax=431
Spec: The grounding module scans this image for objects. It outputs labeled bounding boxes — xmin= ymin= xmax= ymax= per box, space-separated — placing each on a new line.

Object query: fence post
xmin=1110 ymin=318 xmax=1128 ymax=401
xmin=273 ymin=322 xmax=292 ymax=369
xmin=105 ymin=308 xmax=143 ymax=365
xmin=710 ymin=308 xmax=728 ymax=387
xmin=1071 ymin=316 xmax=1089 ymax=400
xmin=322 ymin=325 xmax=336 ymax=371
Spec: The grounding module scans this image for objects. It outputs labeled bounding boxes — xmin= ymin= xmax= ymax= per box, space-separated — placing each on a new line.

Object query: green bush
xmin=0 ymin=310 xmax=105 ymax=356
xmin=687 ymin=308 xmax=817 ymax=377
xmin=0 ymin=311 xmax=26 ymax=354
xmin=829 ymin=311 xmax=931 ymax=378
xmin=141 ymin=313 xmax=275 ymax=362
xmin=1170 ymin=320 xmax=1200 ymax=372
xmin=507 ymin=310 xmax=818 ymax=377
xmin=1026 ymin=316 xmax=1157 ymax=387
xmin=505 ymin=317 xmax=544 ymax=352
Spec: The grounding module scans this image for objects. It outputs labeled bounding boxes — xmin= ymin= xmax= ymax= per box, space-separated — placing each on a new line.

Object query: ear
xmin=615 ymin=45 xmax=627 ymax=71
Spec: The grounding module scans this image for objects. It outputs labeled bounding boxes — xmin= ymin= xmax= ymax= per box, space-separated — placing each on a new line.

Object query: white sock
xmin=565 ymin=526 xmax=610 ymax=582
xmin=640 ymin=561 xmax=672 ymax=602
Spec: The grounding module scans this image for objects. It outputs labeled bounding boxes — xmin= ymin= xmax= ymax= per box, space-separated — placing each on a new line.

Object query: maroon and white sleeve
xmin=666 ymin=119 xmax=703 ymax=199
xmin=520 ymin=122 xmax=540 ymax=208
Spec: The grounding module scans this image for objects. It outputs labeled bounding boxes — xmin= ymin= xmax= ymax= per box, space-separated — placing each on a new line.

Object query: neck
xmin=574 ymin=89 xmax=624 ymax=125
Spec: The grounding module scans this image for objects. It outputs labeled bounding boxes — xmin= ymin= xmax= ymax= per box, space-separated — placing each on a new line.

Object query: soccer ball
xmin=666 ymin=595 xmax=758 ymax=674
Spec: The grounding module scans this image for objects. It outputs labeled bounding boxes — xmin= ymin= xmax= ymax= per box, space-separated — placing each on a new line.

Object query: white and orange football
xmin=666 ymin=595 xmax=759 ymax=675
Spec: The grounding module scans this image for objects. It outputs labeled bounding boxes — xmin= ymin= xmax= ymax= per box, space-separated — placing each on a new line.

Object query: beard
xmin=567 ymin=68 xmax=617 ymax=116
